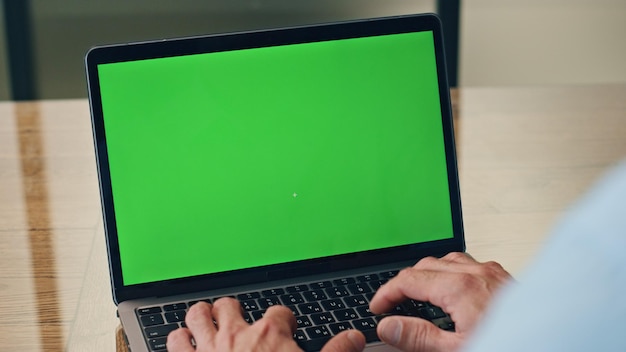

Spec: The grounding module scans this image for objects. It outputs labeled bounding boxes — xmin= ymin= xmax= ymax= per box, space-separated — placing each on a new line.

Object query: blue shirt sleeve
xmin=462 ymin=161 xmax=626 ymax=352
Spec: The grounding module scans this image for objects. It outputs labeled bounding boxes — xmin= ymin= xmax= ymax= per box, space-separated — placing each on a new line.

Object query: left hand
xmin=166 ymin=298 xmax=366 ymax=352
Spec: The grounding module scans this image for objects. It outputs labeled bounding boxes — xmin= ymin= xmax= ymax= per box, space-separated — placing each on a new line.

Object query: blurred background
xmin=1 ymin=0 xmax=625 ymax=101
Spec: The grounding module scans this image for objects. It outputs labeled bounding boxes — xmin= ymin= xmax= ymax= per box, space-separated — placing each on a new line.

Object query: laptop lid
xmin=85 ymin=13 xmax=464 ymax=305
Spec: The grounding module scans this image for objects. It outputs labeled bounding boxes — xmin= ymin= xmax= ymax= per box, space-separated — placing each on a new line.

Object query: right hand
xmin=369 ymin=252 xmax=512 ymax=352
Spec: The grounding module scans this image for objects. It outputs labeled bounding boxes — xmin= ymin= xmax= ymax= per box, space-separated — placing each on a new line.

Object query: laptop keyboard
xmin=136 ymin=269 xmax=455 ymax=352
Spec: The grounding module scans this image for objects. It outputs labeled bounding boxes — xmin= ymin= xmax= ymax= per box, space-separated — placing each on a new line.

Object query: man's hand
xmin=167 ymin=298 xmax=366 ymax=352
xmin=370 ymin=252 xmax=512 ymax=352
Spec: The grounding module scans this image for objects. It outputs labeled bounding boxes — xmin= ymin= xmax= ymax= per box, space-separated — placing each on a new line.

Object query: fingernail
xmin=379 ymin=319 xmax=402 ymax=346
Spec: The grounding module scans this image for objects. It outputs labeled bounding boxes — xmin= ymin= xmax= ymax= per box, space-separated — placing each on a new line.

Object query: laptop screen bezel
xmin=85 ymin=13 xmax=465 ymax=304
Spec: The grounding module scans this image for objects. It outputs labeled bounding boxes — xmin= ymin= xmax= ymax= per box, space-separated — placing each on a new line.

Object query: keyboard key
xmin=379 ymin=270 xmax=399 ymax=278
xmin=294 ymin=329 xmax=307 ymax=342
xmin=305 ymin=325 xmax=331 ymax=339
xmin=297 ymin=336 xmax=331 ymax=352
xmin=347 ymin=283 xmax=372 ymax=295
xmin=438 ymin=321 xmax=455 ymax=331
xmin=344 ymin=295 xmax=368 ymax=307
xmin=405 ymin=299 xmax=429 ymax=312
xmin=328 ymin=322 xmax=354 ymax=335
xmin=262 ymin=288 xmax=285 ymax=297
xmin=140 ymin=314 xmax=164 ymax=327
xmin=286 ymin=305 xmax=300 ymax=316
xmin=144 ymin=323 xmax=178 ymax=338
xmin=353 ymin=318 xmax=377 ymax=331
xmin=237 ymin=292 xmax=261 ymax=300
xmin=303 ymin=289 xmax=327 ymax=301
xmin=243 ymin=312 xmax=253 ymax=324
xmin=413 ymin=300 xmax=429 ymax=308
xmin=138 ymin=306 xmax=162 ymax=315
xmin=258 ymin=297 xmax=280 ymax=309
xmin=310 ymin=312 xmax=336 ymax=324
xmin=399 ymin=300 xmax=424 ymax=316
xmin=280 ymin=293 xmax=305 ymax=305
xmin=356 ymin=273 xmax=379 ymax=282
xmin=164 ymin=310 xmax=186 ymax=323
xmin=333 ymin=277 xmax=356 ymax=286
xmin=355 ymin=306 xmax=374 ymax=317
xmin=419 ymin=306 xmax=447 ymax=319
xmin=368 ymin=279 xmax=388 ymax=290
xmin=296 ymin=316 xmax=313 ymax=328
xmin=251 ymin=310 xmax=265 ymax=321
xmin=321 ymin=299 xmax=345 ymax=311
xmin=333 ymin=308 xmax=358 ymax=321
xmin=241 ymin=300 xmax=260 ymax=311
xmin=325 ymin=286 xmax=350 ymax=298
xmin=163 ymin=302 xmax=187 ymax=311
xmin=309 ymin=281 xmax=332 ymax=289
xmin=391 ymin=304 xmax=406 ymax=315
xmin=298 ymin=302 xmax=323 ymax=314
xmin=148 ymin=337 xmax=167 ymax=350
xmin=286 ymin=284 xmax=309 ymax=293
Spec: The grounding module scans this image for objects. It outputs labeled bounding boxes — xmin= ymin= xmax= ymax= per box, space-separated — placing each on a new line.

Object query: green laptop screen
xmin=97 ymin=31 xmax=453 ymax=286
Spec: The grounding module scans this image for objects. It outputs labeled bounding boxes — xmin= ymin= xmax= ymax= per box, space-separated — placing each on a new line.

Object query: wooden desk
xmin=1 ymin=84 xmax=625 ymax=351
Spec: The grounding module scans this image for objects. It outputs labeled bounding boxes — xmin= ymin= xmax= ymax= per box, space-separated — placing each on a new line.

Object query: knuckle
xmin=187 ymin=301 xmax=211 ymax=320
xmin=392 ymin=266 xmax=417 ymax=284
xmin=444 ymin=252 xmax=466 ymax=261
xmin=481 ymin=261 xmax=505 ymax=276
xmin=414 ymin=256 xmax=437 ymax=269
xmin=265 ymin=305 xmax=296 ymax=326
xmin=397 ymin=267 xmax=413 ymax=278
xmin=213 ymin=296 xmax=236 ymax=306
xmin=213 ymin=297 xmax=241 ymax=312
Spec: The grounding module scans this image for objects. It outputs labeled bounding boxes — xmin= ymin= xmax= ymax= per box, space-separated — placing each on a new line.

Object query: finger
xmin=413 ymin=255 xmax=474 ymax=273
xmin=211 ymin=297 xmax=248 ymax=332
xmin=418 ymin=255 xmax=512 ymax=288
xmin=321 ymin=330 xmax=366 ymax=352
xmin=440 ymin=252 xmax=477 ymax=264
xmin=370 ymin=269 xmax=457 ymax=314
xmin=166 ymin=327 xmax=196 ymax=352
xmin=259 ymin=305 xmax=298 ymax=337
xmin=185 ymin=302 xmax=217 ymax=347
xmin=413 ymin=255 xmax=498 ymax=281
xmin=377 ymin=316 xmax=459 ymax=352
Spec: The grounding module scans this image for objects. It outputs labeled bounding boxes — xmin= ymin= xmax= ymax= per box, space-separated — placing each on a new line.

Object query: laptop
xmin=85 ymin=13 xmax=464 ymax=352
